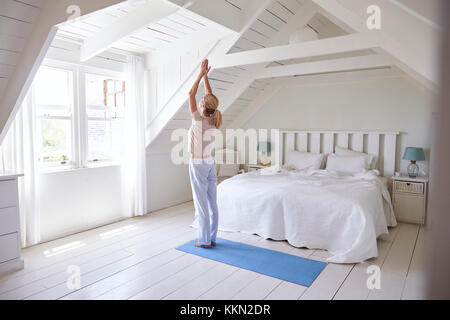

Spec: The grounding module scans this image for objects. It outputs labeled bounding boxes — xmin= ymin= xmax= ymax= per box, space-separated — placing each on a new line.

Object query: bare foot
xmin=211 ymin=241 xmax=216 ymax=247
xmin=194 ymin=242 xmax=212 ymax=248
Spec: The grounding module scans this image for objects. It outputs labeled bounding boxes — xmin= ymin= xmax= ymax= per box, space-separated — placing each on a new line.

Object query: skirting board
xmin=0 ymin=258 xmax=24 ymax=277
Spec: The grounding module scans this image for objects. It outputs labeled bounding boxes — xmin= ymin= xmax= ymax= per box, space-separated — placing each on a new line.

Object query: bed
xmin=215 ymin=130 xmax=399 ymax=264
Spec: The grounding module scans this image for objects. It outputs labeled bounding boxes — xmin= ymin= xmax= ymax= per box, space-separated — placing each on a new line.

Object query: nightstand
xmin=392 ymin=176 xmax=428 ymax=224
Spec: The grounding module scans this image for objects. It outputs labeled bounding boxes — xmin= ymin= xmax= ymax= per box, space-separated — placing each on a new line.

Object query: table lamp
xmin=257 ymin=141 xmax=271 ymax=166
xmin=402 ymin=147 xmax=425 ymax=178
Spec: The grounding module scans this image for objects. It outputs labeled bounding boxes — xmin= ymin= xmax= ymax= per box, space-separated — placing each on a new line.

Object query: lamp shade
xmin=257 ymin=141 xmax=271 ymax=153
xmin=402 ymin=147 xmax=425 ymax=161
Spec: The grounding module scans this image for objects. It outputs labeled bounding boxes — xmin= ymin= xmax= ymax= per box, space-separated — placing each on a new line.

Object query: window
xmin=35 ymin=67 xmax=74 ymax=166
xmin=85 ymin=74 xmax=125 ymax=162
xmin=33 ymin=62 xmax=126 ymax=170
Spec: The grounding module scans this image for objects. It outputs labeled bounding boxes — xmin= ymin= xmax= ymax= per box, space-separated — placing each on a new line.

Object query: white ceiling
xmin=0 ymin=0 xmax=44 ymax=98
xmin=57 ymin=0 xmax=232 ymax=56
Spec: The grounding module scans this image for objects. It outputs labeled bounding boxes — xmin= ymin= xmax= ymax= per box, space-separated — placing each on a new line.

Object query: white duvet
xmin=214 ymin=168 xmax=397 ymax=263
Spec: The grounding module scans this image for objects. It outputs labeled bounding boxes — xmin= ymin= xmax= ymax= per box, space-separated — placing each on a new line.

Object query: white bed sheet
xmin=212 ymin=168 xmax=397 ymax=263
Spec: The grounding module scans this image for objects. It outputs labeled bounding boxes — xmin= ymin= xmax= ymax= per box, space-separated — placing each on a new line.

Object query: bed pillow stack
xmin=285 ymin=151 xmax=324 ymax=170
xmin=334 ymin=146 xmax=376 ymax=169
xmin=326 ymin=154 xmax=368 ymax=174
xmin=326 ymin=146 xmax=375 ymax=174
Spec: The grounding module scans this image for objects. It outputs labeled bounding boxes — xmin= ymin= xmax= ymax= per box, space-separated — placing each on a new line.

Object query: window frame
xmin=35 ymin=60 xmax=126 ymax=172
xmin=35 ymin=63 xmax=77 ymax=169
xmin=82 ymin=67 xmax=126 ymax=166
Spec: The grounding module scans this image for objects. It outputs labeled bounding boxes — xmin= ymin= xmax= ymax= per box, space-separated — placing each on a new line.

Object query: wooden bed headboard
xmin=277 ymin=130 xmax=400 ymax=177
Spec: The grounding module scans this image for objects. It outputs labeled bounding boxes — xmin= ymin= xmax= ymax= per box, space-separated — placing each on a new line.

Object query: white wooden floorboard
xmin=130 ymin=258 xmax=218 ymax=300
xmin=0 ymin=249 xmax=133 ymax=300
xmin=232 ymin=275 xmax=282 ymax=300
xmin=264 ymin=281 xmax=307 ymax=300
xmin=96 ymin=253 xmax=201 ymax=300
xmin=367 ymin=223 xmax=420 ymax=300
xmin=61 ymin=250 xmax=185 ymax=300
xmin=333 ymin=225 xmax=400 ymax=300
xmin=196 ymin=269 xmax=260 ymax=300
xmin=24 ymin=228 xmax=197 ymax=300
xmin=299 ymin=257 xmax=353 ymax=300
xmin=0 ymin=202 xmax=194 ymax=285
xmin=401 ymin=226 xmax=427 ymax=300
xmin=0 ymin=212 xmax=194 ymax=297
xmin=163 ymin=262 xmax=238 ymax=300
xmin=0 ymin=201 xmax=428 ymax=300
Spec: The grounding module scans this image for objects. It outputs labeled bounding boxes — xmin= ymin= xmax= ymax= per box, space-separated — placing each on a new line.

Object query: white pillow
xmin=326 ymin=154 xmax=368 ymax=174
xmin=285 ymin=151 xmax=324 ymax=170
xmin=217 ymin=164 xmax=240 ymax=177
xmin=215 ymin=148 xmax=240 ymax=177
xmin=335 ymin=146 xmax=375 ymax=169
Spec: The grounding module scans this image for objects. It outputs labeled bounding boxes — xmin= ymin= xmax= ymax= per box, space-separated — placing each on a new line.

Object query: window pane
xmin=111 ymin=118 xmax=124 ymax=160
xmin=35 ymin=67 xmax=72 ymax=106
xmin=37 ymin=105 xmax=72 ymax=117
xmin=86 ymin=107 xmax=107 ymax=118
xmin=86 ymin=74 xmax=106 ymax=106
xmin=116 ymin=92 xmax=125 ymax=107
xmin=41 ymin=119 xmax=72 ymax=164
xmin=106 ymin=94 xmax=115 ymax=107
xmin=86 ymin=74 xmax=126 ymax=107
xmin=88 ymin=120 xmax=112 ymax=161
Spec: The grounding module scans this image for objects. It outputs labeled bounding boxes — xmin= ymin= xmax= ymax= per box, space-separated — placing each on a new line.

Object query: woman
xmin=188 ymin=59 xmax=222 ymax=248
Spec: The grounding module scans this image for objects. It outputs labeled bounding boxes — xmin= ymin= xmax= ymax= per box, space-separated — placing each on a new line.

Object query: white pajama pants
xmin=189 ymin=157 xmax=219 ymax=246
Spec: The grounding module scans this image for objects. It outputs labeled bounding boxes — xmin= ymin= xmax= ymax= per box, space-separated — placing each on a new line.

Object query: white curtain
xmin=0 ymin=92 xmax=40 ymax=247
xmin=121 ymin=55 xmax=148 ymax=217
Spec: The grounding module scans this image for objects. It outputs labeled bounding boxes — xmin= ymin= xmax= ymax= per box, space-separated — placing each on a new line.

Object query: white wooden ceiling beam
xmin=311 ymin=0 xmax=439 ymax=89
xmin=174 ymin=0 xmax=242 ymax=32
xmin=214 ymin=32 xmax=380 ymax=69
xmin=80 ymin=0 xmax=180 ymax=62
xmin=276 ymin=67 xmax=404 ymax=87
xmin=256 ymin=54 xmax=392 ymax=79
xmin=217 ymin=64 xmax=265 ymax=114
xmin=239 ymin=0 xmax=274 ymax=35
xmin=269 ymin=0 xmax=318 ymax=46
xmin=310 ymin=0 xmax=365 ymax=33
xmin=220 ymin=1 xmax=318 ymax=128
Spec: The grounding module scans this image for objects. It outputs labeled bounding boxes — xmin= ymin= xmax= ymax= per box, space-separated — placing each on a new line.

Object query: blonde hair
xmin=203 ymin=93 xmax=222 ymax=129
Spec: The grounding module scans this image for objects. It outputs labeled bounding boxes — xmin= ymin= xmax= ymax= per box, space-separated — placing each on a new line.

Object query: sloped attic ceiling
xmin=8 ymin=0 xmax=439 ymax=152
xmin=0 ymin=0 xmax=43 ymax=100
xmin=56 ymin=0 xmax=231 ymax=56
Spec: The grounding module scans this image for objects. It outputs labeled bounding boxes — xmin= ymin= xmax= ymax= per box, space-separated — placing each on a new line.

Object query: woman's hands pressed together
xmin=200 ymin=59 xmax=211 ymax=77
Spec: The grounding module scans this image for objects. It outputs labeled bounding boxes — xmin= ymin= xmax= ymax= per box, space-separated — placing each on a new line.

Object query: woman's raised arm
xmin=189 ymin=59 xmax=210 ymax=114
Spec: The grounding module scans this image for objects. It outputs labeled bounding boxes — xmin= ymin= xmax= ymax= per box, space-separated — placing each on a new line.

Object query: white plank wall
xmin=147 ymin=43 xmax=213 ymax=121
xmin=309 ymin=133 xmax=321 ymax=153
xmin=383 ymin=134 xmax=398 ymax=177
xmin=337 ymin=133 xmax=349 ymax=148
xmin=367 ymin=134 xmax=380 ymax=167
xmin=323 ymin=133 xmax=334 ymax=154
xmin=279 ymin=131 xmax=399 ymax=176
xmin=351 ymin=133 xmax=364 ymax=152
xmin=286 ymin=132 xmax=295 ymax=152
xmin=296 ymin=133 xmax=308 ymax=152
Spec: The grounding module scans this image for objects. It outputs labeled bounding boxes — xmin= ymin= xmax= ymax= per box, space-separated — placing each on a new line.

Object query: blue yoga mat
xmin=176 ymin=238 xmax=327 ymax=287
